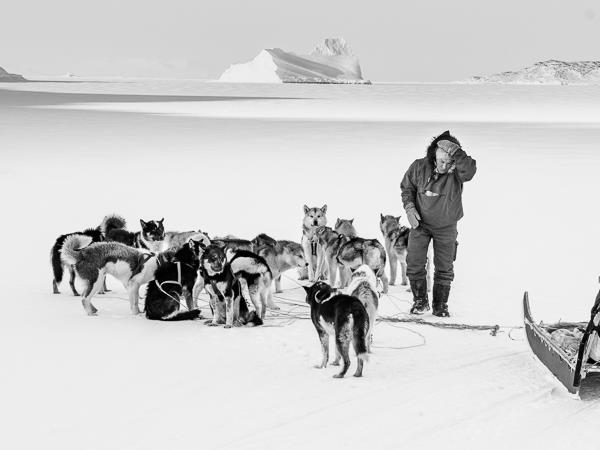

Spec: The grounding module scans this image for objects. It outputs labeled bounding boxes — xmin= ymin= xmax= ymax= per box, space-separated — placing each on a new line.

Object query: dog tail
xmin=101 ymin=214 xmax=127 ymax=237
xmin=352 ymin=304 xmax=370 ymax=362
xmin=61 ymin=234 xmax=93 ymax=266
xmin=51 ymin=238 xmax=65 ymax=283
xmin=161 ymin=309 xmax=202 ymax=321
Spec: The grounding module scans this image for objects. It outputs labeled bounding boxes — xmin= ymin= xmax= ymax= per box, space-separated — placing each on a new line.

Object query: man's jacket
xmin=401 ymin=148 xmax=476 ymax=228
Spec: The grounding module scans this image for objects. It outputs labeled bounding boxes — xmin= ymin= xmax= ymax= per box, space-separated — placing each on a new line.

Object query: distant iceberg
xmin=0 ymin=66 xmax=26 ymax=82
xmin=219 ymin=38 xmax=370 ymax=84
xmin=470 ymin=60 xmax=600 ymax=85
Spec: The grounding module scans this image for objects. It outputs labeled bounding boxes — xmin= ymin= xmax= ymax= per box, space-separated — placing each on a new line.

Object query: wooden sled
xmin=523 ymin=290 xmax=600 ymax=394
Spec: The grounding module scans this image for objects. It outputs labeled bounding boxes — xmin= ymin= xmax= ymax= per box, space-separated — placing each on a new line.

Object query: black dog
xmin=145 ymin=239 xmax=205 ymax=321
xmin=51 ymin=214 xmax=125 ymax=295
xmin=199 ymin=244 xmax=263 ymax=327
xmin=303 ymin=282 xmax=369 ymax=378
xmin=106 ymin=218 xmax=165 ymax=252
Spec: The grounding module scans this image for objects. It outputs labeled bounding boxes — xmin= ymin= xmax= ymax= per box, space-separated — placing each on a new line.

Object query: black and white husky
xmin=145 ymin=240 xmax=205 ymax=321
xmin=105 ymin=217 xmax=165 ymax=252
xmin=50 ymin=214 xmax=125 ymax=295
xmin=199 ymin=245 xmax=270 ymax=328
xmin=61 ymin=235 xmax=160 ymax=315
xmin=345 ymin=264 xmax=379 ymax=352
xmin=303 ymin=282 xmax=369 ymax=378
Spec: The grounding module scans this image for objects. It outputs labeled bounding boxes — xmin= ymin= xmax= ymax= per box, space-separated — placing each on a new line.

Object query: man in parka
xmin=400 ymin=131 xmax=477 ymax=317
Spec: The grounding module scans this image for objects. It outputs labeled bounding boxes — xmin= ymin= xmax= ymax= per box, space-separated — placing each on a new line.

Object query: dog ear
xmin=303 ymin=205 xmax=309 ymax=214
xmin=335 ymin=218 xmax=341 ymax=227
xmin=350 ymin=218 xmax=354 ymax=224
xmin=380 ymin=213 xmax=384 ymax=222
xmin=321 ymin=204 xmax=327 ymax=213
xmin=302 ymin=285 xmax=310 ymax=294
xmin=140 ymin=219 xmax=147 ymax=228
xmin=396 ymin=216 xmax=402 ymax=222
xmin=159 ymin=218 xmax=164 ymax=224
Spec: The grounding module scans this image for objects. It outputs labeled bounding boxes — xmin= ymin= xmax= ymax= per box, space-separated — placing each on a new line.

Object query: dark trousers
xmin=407 ymin=223 xmax=458 ymax=286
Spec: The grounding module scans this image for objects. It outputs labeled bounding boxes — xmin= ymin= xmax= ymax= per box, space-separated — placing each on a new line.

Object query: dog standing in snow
xmin=345 ymin=264 xmax=379 ymax=352
xmin=300 ymin=205 xmax=328 ymax=282
xmin=61 ymin=235 xmax=160 ymax=315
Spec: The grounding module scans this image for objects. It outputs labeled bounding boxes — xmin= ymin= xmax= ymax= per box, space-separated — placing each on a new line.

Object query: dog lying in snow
xmin=61 ymin=235 xmax=162 ymax=315
xmin=304 ymin=281 xmax=369 ymax=378
xmin=145 ymin=239 xmax=206 ymax=321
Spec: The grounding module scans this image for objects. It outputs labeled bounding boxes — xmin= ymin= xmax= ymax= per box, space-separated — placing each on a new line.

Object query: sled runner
xmin=523 ymin=290 xmax=600 ymax=394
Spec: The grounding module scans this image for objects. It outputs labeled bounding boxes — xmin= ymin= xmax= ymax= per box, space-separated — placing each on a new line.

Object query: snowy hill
xmin=219 ymin=38 xmax=370 ymax=84
xmin=0 ymin=66 xmax=26 ymax=82
xmin=471 ymin=60 xmax=600 ymax=85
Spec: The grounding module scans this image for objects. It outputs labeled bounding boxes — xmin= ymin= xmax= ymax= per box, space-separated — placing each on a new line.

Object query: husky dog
xmin=251 ymin=233 xmax=277 ymax=249
xmin=304 ymin=282 xmax=369 ymax=378
xmin=199 ymin=245 xmax=264 ymax=328
xmin=379 ymin=214 xmax=410 ymax=286
xmin=145 ymin=239 xmax=206 ymax=321
xmin=312 ymin=226 xmax=348 ymax=288
xmin=379 ymin=214 xmax=432 ymax=291
xmin=334 ymin=218 xmax=357 ymax=238
xmin=211 ymin=237 xmax=254 ymax=260
xmin=163 ymin=230 xmax=211 ymax=251
xmin=61 ymin=235 xmax=160 ymax=315
xmin=256 ymin=240 xmax=306 ymax=293
xmin=337 ymin=237 xmax=389 ymax=293
xmin=345 ymin=265 xmax=379 ymax=352
xmin=301 ymin=204 xmax=328 ymax=282
xmin=106 ymin=218 xmax=165 ymax=252
xmin=51 ymin=214 xmax=124 ymax=295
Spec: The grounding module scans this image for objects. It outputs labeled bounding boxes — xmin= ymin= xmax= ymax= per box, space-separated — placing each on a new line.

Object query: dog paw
xmin=332 ymin=373 xmax=344 ymax=379
xmin=207 ymin=322 xmax=221 ymax=327
xmin=401 ymin=281 xmax=408 ymax=286
xmin=224 ymin=324 xmax=232 ymax=329
xmin=313 ymin=364 xmax=325 ymax=369
xmin=331 ymin=361 xmax=340 ymax=366
xmin=353 ymin=372 xmax=363 ymax=378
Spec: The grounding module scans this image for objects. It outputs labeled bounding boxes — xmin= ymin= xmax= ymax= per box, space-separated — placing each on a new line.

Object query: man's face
xmin=435 ymin=148 xmax=454 ymax=174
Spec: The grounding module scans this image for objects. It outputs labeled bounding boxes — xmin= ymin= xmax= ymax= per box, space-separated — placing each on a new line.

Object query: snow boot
xmin=432 ymin=283 xmax=451 ymax=317
xmin=409 ymin=279 xmax=429 ymax=314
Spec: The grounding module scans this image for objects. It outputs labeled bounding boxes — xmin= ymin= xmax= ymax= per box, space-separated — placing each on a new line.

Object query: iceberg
xmin=471 ymin=60 xmax=600 ymax=85
xmin=219 ymin=38 xmax=370 ymax=84
xmin=0 ymin=66 xmax=27 ymax=82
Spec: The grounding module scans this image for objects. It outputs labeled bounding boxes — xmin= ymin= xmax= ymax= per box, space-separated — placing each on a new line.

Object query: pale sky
xmin=2 ymin=0 xmax=599 ymax=81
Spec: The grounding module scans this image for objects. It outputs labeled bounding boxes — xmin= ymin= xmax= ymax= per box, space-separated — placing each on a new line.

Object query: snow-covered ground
xmin=2 ymin=79 xmax=600 ymax=449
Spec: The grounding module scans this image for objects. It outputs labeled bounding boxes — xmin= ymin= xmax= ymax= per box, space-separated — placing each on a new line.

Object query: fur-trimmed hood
xmin=426 ymin=130 xmax=462 ymax=167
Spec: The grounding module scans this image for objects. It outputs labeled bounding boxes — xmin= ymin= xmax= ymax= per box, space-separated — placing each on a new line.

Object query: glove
xmin=406 ymin=206 xmax=421 ymax=228
xmin=437 ymin=139 xmax=461 ymax=156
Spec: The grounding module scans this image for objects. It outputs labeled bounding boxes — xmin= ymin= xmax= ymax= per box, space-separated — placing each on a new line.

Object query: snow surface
xmin=2 ymin=79 xmax=600 ymax=449
xmin=219 ymin=38 xmax=368 ymax=84
xmin=471 ymin=60 xmax=600 ymax=85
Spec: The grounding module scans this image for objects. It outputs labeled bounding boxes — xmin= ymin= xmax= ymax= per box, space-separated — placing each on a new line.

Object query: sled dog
xmin=51 ymin=214 xmax=124 ymax=295
xmin=337 ymin=237 xmax=389 ymax=293
xmin=312 ymin=226 xmax=348 ymax=288
xmin=345 ymin=265 xmax=379 ymax=352
xmin=106 ymin=217 xmax=165 ymax=252
xmin=380 ymin=214 xmax=432 ymax=291
xmin=145 ymin=239 xmax=206 ymax=321
xmin=163 ymin=230 xmax=211 ymax=251
xmin=334 ymin=218 xmax=357 ymax=238
xmin=301 ymin=204 xmax=328 ymax=282
xmin=199 ymin=245 xmax=265 ymax=328
xmin=304 ymin=281 xmax=369 ymax=378
xmin=61 ymin=235 xmax=161 ymax=315
xmin=256 ymin=239 xmax=306 ymax=293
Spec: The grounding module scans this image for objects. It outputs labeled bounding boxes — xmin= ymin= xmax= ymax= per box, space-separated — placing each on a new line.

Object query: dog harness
xmin=153 ymin=261 xmax=188 ymax=310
